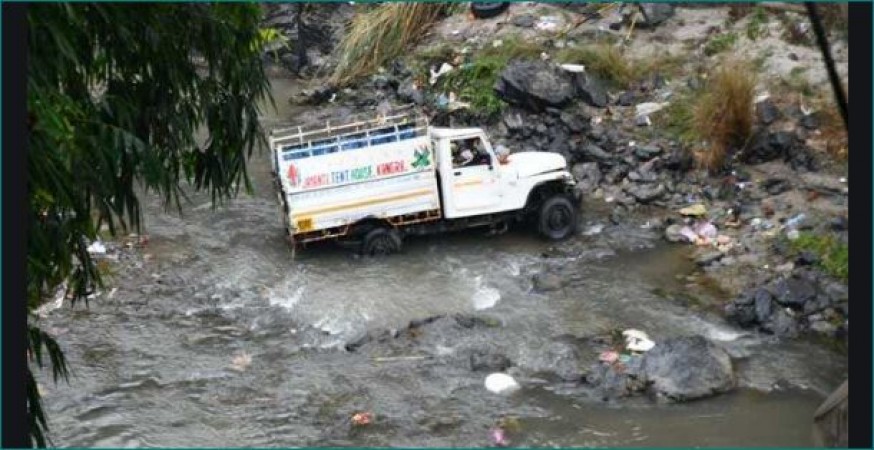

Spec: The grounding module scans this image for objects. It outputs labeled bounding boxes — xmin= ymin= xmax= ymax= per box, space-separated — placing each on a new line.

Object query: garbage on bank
xmin=490 ymin=427 xmax=509 ymax=446
xmin=534 ymin=15 xmax=561 ymax=31
xmin=671 ymin=204 xmax=736 ymax=251
xmin=351 ymin=411 xmax=374 ymax=427
xmin=484 ymin=372 xmax=520 ymax=395
xmin=678 ymin=220 xmax=718 ymax=245
xmin=429 ymin=62 xmax=454 ymax=85
xmin=489 ymin=416 xmax=519 ymax=447
xmin=229 ymin=351 xmax=252 ymax=372
xmin=634 ymin=101 xmax=670 ymax=126
xmin=622 ymin=329 xmax=655 ymax=352
xmin=87 ymin=240 xmax=107 ymax=255
xmin=678 ymin=204 xmax=707 ymax=217
xmin=596 ymin=329 xmax=656 ymax=375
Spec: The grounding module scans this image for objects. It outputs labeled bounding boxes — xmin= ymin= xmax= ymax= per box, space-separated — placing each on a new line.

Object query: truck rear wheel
xmin=360 ymin=227 xmax=403 ymax=256
xmin=538 ymin=195 xmax=577 ymax=240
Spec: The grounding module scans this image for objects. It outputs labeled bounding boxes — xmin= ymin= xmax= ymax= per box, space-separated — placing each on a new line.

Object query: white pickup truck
xmin=269 ymin=107 xmax=579 ymax=255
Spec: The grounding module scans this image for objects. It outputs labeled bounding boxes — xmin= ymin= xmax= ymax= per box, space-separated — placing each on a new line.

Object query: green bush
xmin=745 ymin=6 xmax=768 ymax=41
xmin=704 ymin=32 xmax=738 ymax=56
xmin=432 ymin=36 xmax=541 ymax=117
xmin=790 ymin=232 xmax=849 ymax=281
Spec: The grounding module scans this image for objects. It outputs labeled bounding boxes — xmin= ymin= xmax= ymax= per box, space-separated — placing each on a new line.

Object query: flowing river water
xmin=37 ymin=75 xmax=847 ymax=447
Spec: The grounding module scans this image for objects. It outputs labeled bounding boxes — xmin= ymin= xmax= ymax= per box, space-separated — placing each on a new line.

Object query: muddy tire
xmin=471 ymin=2 xmax=509 ymax=19
xmin=538 ymin=195 xmax=577 ymax=240
xmin=360 ymin=227 xmax=403 ymax=256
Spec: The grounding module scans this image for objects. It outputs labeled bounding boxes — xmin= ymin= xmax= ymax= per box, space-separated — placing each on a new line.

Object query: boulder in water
xmin=640 ymin=335 xmax=735 ymax=401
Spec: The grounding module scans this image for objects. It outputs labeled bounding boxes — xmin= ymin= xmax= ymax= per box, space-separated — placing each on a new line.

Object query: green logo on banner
xmin=412 ymin=147 xmax=430 ymax=169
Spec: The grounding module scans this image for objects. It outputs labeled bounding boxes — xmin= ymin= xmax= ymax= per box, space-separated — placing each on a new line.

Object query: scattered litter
xmin=230 ymin=351 xmax=252 ymax=372
xmin=786 ymin=229 xmax=801 ymax=241
xmin=436 ymin=93 xmax=450 ymax=108
xmin=751 ymin=217 xmax=774 ymax=231
xmin=534 ymin=16 xmax=560 ymax=31
xmin=785 ymin=213 xmax=806 ymax=230
xmin=492 ymin=39 xmax=503 ymax=48
xmin=678 ymin=220 xmax=719 ymax=245
xmin=447 ymin=93 xmax=471 ymax=111
xmin=87 ymin=240 xmax=107 ymax=255
xmin=583 ymin=223 xmax=605 ymax=236
xmin=679 ymin=204 xmax=707 ymax=217
xmin=800 ymin=103 xmax=813 ymax=116
xmin=490 ymin=427 xmax=509 ymax=446
xmin=429 ymin=62 xmax=454 ymax=85
xmin=591 ymin=116 xmax=603 ymax=125
xmin=559 ymin=63 xmax=586 ymax=73
xmin=839 ymin=177 xmax=847 ymax=183
xmin=755 ymin=93 xmax=771 ymax=103
xmin=618 ymin=354 xmax=632 ymax=364
xmin=351 ymin=411 xmax=373 ymax=427
xmin=622 ymin=329 xmax=655 ymax=353
xmin=636 ymin=115 xmax=652 ymax=127
xmin=485 ymin=373 xmax=520 ymax=395
xmin=539 ymin=52 xmax=550 ymax=61
xmin=695 ymin=221 xmax=718 ymax=239
xmin=108 ymin=287 xmax=118 ymax=299
xmin=328 ymin=93 xmax=337 ymax=103
xmin=599 ymin=350 xmax=619 ymax=363
xmin=435 ymin=91 xmax=471 ymax=111
xmin=635 ymin=102 xmax=669 ymax=118
xmin=776 ymin=262 xmax=795 ymax=272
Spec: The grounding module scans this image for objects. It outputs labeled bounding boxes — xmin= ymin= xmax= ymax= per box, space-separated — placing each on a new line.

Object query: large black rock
xmin=640 ymin=335 xmax=735 ymax=401
xmin=495 ymin=61 xmax=575 ymax=111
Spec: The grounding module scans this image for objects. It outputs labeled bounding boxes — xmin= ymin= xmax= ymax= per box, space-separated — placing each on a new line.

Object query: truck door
xmin=447 ymin=135 xmax=501 ymax=215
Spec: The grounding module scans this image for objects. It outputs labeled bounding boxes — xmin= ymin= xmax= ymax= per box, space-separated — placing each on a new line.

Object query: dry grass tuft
xmin=330 ymin=3 xmax=448 ymax=86
xmin=813 ymin=92 xmax=848 ymax=161
xmin=691 ymin=59 xmax=757 ymax=172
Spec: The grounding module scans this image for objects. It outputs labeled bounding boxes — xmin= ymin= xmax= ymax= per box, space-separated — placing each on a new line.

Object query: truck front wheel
xmin=538 ymin=195 xmax=577 ymax=240
xmin=360 ymin=227 xmax=403 ymax=256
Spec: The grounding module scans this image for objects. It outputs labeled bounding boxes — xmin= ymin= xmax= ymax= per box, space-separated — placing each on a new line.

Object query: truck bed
xmin=270 ymin=110 xmax=440 ymax=241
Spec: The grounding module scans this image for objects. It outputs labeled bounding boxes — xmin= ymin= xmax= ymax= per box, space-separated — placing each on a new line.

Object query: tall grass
xmin=555 ymin=44 xmax=686 ymax=89
xmin=330 ymin=3 xmax=448 ymax=86
xmin=691 ymin=59 xmax=756 ymax=172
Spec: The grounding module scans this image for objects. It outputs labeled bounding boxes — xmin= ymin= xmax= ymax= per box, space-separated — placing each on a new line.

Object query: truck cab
xmin=429 ymin=127 xmax=574 ymax=220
